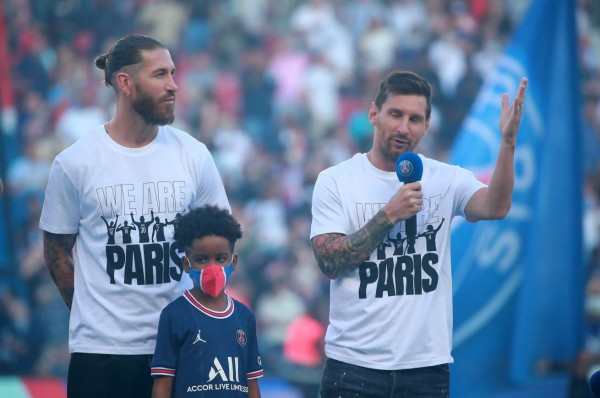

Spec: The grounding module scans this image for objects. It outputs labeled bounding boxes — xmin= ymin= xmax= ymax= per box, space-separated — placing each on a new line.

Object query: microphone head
xmin=396 ymin=152 xmax=423 ymax=183
xmin=590 ymin=369 xmax=600 ymax=397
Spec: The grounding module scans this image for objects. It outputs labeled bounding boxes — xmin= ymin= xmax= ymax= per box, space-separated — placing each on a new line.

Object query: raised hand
xmin=499 ymin=77 xmax=528 ymax=145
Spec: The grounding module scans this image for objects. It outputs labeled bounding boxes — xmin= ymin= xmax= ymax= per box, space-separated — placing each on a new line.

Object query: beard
xmin=131 ymin=84 xmax=175 ymax=126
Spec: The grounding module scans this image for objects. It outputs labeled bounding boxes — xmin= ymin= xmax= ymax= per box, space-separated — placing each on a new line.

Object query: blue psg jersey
xmin=151 ymin=290 xmax=263 ymax=397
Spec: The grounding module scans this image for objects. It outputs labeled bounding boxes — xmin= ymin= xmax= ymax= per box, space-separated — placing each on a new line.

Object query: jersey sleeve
xmin=246 ymin=312 xmax=264 ymax=380
xmin=151 ymin=307 xmax=178 ymax=377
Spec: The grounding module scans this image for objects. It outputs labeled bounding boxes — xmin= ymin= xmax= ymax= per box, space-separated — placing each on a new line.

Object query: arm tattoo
xmin=43 ymin=231 xmax=77 ymax=310
xmin=311 ymin=210 xmax=394 ymax=279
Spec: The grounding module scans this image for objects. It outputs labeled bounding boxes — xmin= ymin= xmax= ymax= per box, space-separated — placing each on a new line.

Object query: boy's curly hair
xmin=173 ymin=205 xmax=242 ymax=250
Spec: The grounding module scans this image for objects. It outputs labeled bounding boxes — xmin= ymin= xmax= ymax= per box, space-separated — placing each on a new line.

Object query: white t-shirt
xmin=310 ymin=153 xmax=485 ymax=370
xmin=39 ymin=125 xmax=230 ymax=355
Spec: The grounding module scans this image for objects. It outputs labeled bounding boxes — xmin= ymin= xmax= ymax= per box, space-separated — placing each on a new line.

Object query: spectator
xmin=281 ymin=299 xmax=327 ymax=398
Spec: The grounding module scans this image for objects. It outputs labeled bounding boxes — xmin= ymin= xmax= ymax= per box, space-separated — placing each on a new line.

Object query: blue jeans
xmin=321 ymin=358 xmax=450 ymax=398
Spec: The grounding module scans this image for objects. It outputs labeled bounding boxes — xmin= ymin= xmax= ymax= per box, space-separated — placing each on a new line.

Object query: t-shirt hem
xmin=309 ymin=228 xmax=347 ymax=240
xmin=38 ymin=222 xmax=79 ymax=235
xmin=326 ymin=352 xmax=454 ymax=371
xmin=69 ymin=345 xmax=155 ymax=355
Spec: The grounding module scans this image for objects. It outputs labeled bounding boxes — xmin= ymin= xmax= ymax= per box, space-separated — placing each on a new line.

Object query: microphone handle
xmin=406 ymin=215 xmax=417 ymax=237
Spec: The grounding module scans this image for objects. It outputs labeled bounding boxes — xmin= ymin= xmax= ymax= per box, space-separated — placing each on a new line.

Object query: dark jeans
xmin=321 ymin=357 xmax=450 ymax=398
xmin=68 ymin=353 xmax=153 ymax=398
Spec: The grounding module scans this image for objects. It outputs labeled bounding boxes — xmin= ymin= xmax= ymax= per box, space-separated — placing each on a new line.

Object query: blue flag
xmin=449 ymin=0 xmax=583 ymax=396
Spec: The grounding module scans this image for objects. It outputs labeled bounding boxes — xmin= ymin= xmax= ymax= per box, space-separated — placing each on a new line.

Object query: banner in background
xmin=449 ymin=0 xmax=583 ymax=395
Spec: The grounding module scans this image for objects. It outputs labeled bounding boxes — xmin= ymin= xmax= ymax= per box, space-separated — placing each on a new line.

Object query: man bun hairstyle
xmin=95 ymin=34 xmax=165 ymax=87
xmin=374 ymin=69 xmax=433 ymax=119
xmin=173 ymin=205 xmax=242 ymax=251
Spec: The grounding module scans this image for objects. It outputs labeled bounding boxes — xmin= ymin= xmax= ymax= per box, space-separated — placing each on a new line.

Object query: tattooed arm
xmin=311 ymin=176 xmax=424 ymax=280
xmin=311 ymin=210 xmax=395 ymax=280
xmin=43 ymin=231 xmax=77 ymax=309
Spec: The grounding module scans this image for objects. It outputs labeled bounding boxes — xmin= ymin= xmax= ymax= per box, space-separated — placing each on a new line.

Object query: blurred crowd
xmin=1 ymin=0 xmax=600 ymax=394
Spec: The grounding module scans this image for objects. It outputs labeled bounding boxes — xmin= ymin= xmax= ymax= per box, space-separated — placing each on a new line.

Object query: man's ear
xmin=182 ymin=256 xmax=191 ymax=273
xmin=115 ymin=71 xmax=133 ymax=97
xmin=368 ymin=102 xmax=378 ymax=125
xmin=232 ymin=253 xmax=239 ymax=272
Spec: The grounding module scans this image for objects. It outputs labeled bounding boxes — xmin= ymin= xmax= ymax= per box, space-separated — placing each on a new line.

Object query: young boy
xmin=151 ymin=205 xmax=263 ymax=398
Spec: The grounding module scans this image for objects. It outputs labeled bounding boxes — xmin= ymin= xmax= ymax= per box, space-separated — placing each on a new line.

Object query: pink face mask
xmin=189 ymin=262 xmax=234 ymax=298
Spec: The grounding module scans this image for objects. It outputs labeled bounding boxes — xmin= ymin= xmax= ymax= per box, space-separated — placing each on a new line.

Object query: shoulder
xmin=52 ymin=126 xmax=105 ymax=170
xmin=55 ymin=126 xmax=104 ymax=159
xmin=161 ymin=125 xmax=209 ymax=151
xmin=422 ymin=154 xmax=472 ymax=175
xmin=319 ymin=153 xmax=364 ymax=178
xmin=421 ymin=155 xmax=483 ymax=192
xmin=232 ymin=298 xmax=256 ymax=318
xmin=161 ymin=295 xmax=188 ymax=315
xmin=420 ymin=154 xmax=445 ymax=169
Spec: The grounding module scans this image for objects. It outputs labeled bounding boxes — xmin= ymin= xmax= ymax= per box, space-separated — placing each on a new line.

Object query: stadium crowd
xmin=1 ymin=0 xmax=600 ymax=395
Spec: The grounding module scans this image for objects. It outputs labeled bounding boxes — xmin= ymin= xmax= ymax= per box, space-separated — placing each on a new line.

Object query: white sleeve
xmin=191 ymin=147 xmax=230 ymax=212
xmin=310 ymin=171 xmax=348 ymax=240
xmin=39 ymin=158 xmax=81 ymax=234
xmin=453 ymin=167 xmax=487 ymax=218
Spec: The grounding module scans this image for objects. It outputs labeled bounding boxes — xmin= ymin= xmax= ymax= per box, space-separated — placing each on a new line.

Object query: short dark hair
xmin=374 ymin=70 xmax=432 ymax=119
xmin=94 ymin=34 xmax=165 ymax=87
xmin=173 ymin=205 xmax=242 ymax=251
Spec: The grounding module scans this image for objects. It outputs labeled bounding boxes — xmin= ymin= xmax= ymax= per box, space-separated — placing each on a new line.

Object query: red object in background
xmin=23 ymin=378 xmax=67 ymax=398
xmin=283 ymin=315 xmax=325 ymax=367
xmin=0 ymin=4 xmax=14 ymax=110
xmin=469 ymin=0 xmax=488 ymax=22
xmin=214 ymin=72 xmax=241 ymax=118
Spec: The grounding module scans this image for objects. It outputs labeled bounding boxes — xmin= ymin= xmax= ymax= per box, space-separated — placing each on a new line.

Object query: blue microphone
xmin=396 ymin=152 xmax=423 ymax=183
xmin=396 ymin=152 xmax=423 ymax=237
xmin=590 ymin=369 xmax=600 ymax=397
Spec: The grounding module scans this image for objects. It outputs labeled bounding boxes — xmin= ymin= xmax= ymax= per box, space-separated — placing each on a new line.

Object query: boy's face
xmin=182 ymin=235 xmax=237 ymax=273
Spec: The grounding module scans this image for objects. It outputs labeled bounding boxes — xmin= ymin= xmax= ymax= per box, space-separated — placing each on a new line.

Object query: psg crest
xmin=397 ymin=160 xmax=414 ymax=179
xmin=236 ymin=329 xmax=247 ymax=346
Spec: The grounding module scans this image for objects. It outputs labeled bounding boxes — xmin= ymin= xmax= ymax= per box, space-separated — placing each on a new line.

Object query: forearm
xmin=43 ymin=231 xmax=77 ymax=309
xmin=248 ymin=379 xmax=261 ymax=398
xmin=486 ymin=140 xmax=516 ymax=218
xmin=477 ymin=76 xmax=527 ymax=220
xmin=311 ymin=209 xmax=394 ymax=279
xmin=466 ymin=139 xmax=517 ymax=222
xmin=151 ymin=376 xmax=173 ymax=398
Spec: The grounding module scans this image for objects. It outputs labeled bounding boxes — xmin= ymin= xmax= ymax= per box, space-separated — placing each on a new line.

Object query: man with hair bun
xmin=39 ymin=34 xmax=230 ymax=398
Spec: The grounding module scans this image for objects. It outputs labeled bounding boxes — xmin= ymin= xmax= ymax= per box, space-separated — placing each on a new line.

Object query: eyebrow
xmin=150 ymin=66 xmax=176 ymax=75
xmin=193 ymin=252 xmax=230 ymax=258
xmin=387 ymin=107 xmax=425 ymax=118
